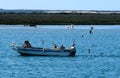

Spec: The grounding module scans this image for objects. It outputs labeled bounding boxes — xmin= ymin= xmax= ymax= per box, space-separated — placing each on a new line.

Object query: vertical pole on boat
xmin=41 ymin=40 xmax=44 ymax=48
xmin=72 ymin=40 xmax=75 ymax=44
xmin=72 ymin=39 xmax=75 ymax=47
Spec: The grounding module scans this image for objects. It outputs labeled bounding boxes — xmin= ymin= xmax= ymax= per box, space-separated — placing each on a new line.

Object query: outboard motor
xmin=70 ymin=46 xmax=76 ymax=56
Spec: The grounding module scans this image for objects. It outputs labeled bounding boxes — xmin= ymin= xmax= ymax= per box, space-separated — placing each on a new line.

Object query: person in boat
xmin=60 ymin=45 xmax=65 ymax=50
xmin=70 ymin=43 xmax=76 ymax=53
xmin=22 ymin=40 xmax=32 ymax=48
xmin=71 ymin=43 xmax=75 ymax=49
xmin=53 ymin=43 xmax=57 ymax=49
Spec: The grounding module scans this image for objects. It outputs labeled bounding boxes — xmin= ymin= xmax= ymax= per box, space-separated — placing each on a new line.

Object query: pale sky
xmin=0 ymin=0 xmax=120 ymax=10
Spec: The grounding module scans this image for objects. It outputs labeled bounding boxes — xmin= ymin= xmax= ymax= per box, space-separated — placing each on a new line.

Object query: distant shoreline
xmin=0 ymin=13 xmax=120 ymax=25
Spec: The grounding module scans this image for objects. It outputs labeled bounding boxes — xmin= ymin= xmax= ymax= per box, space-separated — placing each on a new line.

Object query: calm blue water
xmin=0 ymin=25 xmax=120 ymax=78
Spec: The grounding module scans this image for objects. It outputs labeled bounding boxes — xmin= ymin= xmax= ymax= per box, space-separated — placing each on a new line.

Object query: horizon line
xmin=0 ymin=9 xmax=120 ymax=11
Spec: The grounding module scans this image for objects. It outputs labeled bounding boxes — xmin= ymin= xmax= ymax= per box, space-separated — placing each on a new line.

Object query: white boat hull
xmin=12 ymin=47 xmax=76 ymax=56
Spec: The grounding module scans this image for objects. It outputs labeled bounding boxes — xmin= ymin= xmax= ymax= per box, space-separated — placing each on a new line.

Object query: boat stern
xmin=69 ymin=47 xmax=76 ymax=56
